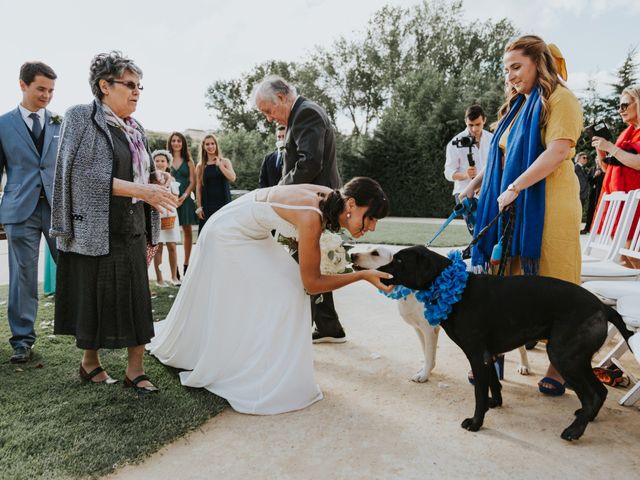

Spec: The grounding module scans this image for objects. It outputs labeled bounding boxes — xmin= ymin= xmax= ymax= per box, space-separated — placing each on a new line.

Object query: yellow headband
xmin=548 ymin=43 xmax=568 ymax=81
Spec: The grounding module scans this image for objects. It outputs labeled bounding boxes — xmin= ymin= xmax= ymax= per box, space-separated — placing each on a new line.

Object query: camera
xmin=585 ymin=122 xmax=612 ymax=142
xmin=451 ymin=135 xmax=476 ymax=148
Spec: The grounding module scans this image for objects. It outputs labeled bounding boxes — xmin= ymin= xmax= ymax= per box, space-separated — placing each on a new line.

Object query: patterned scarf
xmin=102 ymin=103 xmax=150 ymax=203
xmin=471 ymin=87 xmax=545 ymax=275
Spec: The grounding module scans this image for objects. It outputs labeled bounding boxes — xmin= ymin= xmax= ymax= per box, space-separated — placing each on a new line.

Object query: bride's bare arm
xmin=296 ymin=214 xmax=392 ymax=294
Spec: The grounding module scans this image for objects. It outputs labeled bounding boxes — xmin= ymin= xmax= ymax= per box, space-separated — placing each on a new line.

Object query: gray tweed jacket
xmin=50 ymin=99 xmax=159 ymax=256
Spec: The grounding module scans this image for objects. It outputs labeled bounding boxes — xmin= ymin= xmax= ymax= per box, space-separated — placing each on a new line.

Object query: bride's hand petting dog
xmin=354 ymin=245 xmax=635 ymax=441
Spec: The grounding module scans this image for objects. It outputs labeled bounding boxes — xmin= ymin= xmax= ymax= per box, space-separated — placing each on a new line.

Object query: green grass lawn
xmin=0 ymin=285 xmax=226 ymax=479
xmin=352 ymin=219 xmax=472 ymax=247
xmin=0 ymin=218 xmax=462 ymax=478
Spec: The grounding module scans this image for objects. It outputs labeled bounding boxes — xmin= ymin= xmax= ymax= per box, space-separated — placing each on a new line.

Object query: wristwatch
xmin=507 ymin=183 xmax=520 ymax=194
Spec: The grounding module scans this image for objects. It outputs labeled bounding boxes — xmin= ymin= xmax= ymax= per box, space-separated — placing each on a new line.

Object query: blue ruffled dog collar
xmin=381 ymin=250 xmax=469 ymax=326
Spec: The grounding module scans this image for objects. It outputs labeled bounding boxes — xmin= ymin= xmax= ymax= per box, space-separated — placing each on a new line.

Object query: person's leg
xmin=538 ymin=362 xmax=566 ymax=395
xmin=81 ymin=349 xmax=111 ymax=382
xmin=4 ymin=214 xmax=41 ymax=352
xmin=311 ymin=292 xmax=345 ymax=342
xmin=167 ymin=242 xmax=179 ymax=281
xmin=183 ymin=224 xmax=193 ymax=273
xmin=126 ymin=345 xmax=155 ymax=388
xmin=153 ymin=243 xmax=165 ymax=284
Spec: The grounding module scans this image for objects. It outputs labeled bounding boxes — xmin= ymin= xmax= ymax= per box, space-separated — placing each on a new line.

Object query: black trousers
xmin=310 ymin=292 xmax=344 ymax=335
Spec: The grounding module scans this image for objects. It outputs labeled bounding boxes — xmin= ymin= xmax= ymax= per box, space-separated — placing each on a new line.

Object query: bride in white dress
xmin=148 ymin=177 xmax=392 ymax=414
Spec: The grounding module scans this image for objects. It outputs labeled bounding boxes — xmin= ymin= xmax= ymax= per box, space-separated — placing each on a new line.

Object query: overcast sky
xmin=1 ymin=0 xmax=638 ymax=133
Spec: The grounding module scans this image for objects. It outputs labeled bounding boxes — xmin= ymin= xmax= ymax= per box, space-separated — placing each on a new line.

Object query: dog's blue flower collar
xmin=381 ymin=250 xmax=469 ymax=326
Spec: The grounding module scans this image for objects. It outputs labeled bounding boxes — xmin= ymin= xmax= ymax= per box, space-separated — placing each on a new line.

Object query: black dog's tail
xmin=606 ymin=305 xmax=635 ymax=343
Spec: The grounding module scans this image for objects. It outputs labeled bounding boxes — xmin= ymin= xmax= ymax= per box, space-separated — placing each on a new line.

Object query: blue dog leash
xmin=426 ymin=197 xmax=477 ymax=247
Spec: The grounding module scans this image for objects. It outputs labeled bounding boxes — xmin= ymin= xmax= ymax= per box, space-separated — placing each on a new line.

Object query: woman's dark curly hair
xmin=318 ymin=177 xmax=389 ymax=233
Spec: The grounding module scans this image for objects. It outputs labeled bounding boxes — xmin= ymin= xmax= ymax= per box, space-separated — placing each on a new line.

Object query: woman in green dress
xmin=167 ymin=132 xmax=197 ymax=275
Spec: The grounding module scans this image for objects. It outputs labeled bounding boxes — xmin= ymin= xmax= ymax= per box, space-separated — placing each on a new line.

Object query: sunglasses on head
xmin=617 ymin=102 xmax=633 ymax=112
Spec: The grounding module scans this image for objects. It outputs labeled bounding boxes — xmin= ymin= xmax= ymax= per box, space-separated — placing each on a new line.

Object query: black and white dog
xmin=352 ymin=246 xmax=530 ymax=382
xmin=353 ymin=245 xmax=634 ymax=441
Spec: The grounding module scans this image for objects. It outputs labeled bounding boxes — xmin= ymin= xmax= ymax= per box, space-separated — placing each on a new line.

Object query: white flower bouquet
xmin=277 ymin=231 xmax=353 ymax=275
xmin=319 ymin=231 xmax=353 ymax=274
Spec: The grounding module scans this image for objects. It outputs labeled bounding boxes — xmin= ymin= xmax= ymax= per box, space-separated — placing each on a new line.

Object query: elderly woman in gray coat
xmin=51 ymin=51 xmax=177 ymax=393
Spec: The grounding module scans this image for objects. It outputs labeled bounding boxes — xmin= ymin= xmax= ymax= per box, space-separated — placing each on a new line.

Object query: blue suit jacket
xmin=0 ymin=107 xmax=60 ymax=224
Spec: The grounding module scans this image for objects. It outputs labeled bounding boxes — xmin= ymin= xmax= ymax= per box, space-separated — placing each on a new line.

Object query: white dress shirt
xmin=18 ymin=104 xmax=46 ymax=133
xmin=444 ymin=128 xmax=493 ymax=195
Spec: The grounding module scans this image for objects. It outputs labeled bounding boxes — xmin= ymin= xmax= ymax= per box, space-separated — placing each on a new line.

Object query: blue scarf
xmin=381 ymin=251 xmax=468 ymax=326
xmin=471 ymin=87 xmax=545 ymax=275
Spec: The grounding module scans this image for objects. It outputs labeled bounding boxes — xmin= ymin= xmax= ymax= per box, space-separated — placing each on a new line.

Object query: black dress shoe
xmin=312 ymin=330 xmax=346 ymax=344
xmin=580 ymin=228 xmax=590 ymax=235
xmin=10 ymin=346 xmax=33 ymax=364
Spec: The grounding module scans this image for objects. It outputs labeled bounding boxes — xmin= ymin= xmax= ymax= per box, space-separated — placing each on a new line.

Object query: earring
xmin=347 ymin=212 xmax=351 ymax=219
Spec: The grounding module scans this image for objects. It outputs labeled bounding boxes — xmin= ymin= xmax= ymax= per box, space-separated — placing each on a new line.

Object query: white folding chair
xmin=581 ymin=189 xmax=640 ymax=282
xmin=582 ymin=191 xmax=633 ymax=263
xmin=610 ymin=295 xmax=640 ymax=406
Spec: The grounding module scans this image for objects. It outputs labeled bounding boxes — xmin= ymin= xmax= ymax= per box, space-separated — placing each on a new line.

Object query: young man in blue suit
xmin=0 ymin=61 xmax=60 ymax=363
xmin=259 ymin=125 xmax=286 ymax=188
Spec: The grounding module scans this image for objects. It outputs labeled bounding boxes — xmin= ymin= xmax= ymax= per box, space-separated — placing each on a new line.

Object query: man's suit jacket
xmin=279 ymin=96 xmax=341 ymax=189
xmin=574 ymin=163 xmax=590 ymax=203
xmin=259 ymin=149 xmax=283 ymax=188
xmin=0 ymin=107 xmax=60 ymax=224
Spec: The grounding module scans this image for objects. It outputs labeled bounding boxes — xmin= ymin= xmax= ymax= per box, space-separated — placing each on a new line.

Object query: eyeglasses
xmin=110 ymin=80 xmax=144 ymax=91
xmin=617 ymin=101 xmax=633 ymax=112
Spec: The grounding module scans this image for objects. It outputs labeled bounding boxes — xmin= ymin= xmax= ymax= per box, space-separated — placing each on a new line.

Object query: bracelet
xmin=195 ymin=207 xmax=203 ymax=215
xmin=507 ymin=183 xmax=520 ymax=194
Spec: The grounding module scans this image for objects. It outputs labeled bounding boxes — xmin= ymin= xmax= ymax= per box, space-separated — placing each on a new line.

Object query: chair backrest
xmin=583 ymin=191 xmax=633 ymax=260
xmin=616 ymin=189 xmax=640 ymax=262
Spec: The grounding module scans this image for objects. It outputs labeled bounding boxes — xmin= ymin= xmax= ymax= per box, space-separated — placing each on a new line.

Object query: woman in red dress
xmin=592 ymin=85 xmax=640 ymax=267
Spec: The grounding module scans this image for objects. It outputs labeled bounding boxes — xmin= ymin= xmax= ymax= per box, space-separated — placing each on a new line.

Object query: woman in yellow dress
xmin=460 ymin=35 xmax=583 ymax=396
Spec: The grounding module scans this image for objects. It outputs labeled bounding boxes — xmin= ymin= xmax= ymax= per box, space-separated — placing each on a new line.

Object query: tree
xmin=605 ymin=46 xmax=639 ymax=133
xmin=217 ymin=129 xmax=271 ymax=191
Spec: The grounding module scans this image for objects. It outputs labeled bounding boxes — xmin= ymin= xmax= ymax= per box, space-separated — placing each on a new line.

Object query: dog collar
xmin=381 ymin=250 xmax=469 ymax=326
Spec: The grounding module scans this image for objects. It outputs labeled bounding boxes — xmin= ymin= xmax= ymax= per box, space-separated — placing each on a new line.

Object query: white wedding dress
xmin=148 ymin=191 xmax=323 ymax=414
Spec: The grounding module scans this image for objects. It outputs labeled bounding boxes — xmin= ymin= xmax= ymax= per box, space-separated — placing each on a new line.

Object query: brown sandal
xmin=124 ymin=374 xmax=159 ymax=394
xmin=79 ymin=365 xmax=119 ymax=384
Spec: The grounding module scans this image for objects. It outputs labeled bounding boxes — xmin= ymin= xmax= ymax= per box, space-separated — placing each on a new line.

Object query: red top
xmin=595 ymin=125 xmax=640 ymax=238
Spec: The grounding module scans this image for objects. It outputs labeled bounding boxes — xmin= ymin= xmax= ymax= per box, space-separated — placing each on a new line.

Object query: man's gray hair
xmin=252 ymin=75 xmax=297 ymax=105
xmin=89 ymin=51 xmax=143 ymax=100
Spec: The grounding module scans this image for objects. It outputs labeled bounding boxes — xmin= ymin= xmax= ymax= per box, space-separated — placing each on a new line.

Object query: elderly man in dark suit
xmin=0 ymin=62 xmax=60 ymax=363
xmin=254 ymin=75 xmax=345 ymax=343
xmin=259 ymin=125 xmax=286 ymax=188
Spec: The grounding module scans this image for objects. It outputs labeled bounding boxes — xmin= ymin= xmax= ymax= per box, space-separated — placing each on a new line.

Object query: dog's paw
xmin=561 ymin=424 xmax=584 ymax=442
xmin=461 ymin=417 xmax=482 ymax=432
xmin=517 ymin=365 xmax=530 ymax=375
xmin=411 ymin=368 xmax=430 ymax=383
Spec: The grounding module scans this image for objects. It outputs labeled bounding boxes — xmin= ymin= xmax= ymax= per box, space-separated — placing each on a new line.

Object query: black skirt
xmin=54 ymin=233 xmax=154 ymax=350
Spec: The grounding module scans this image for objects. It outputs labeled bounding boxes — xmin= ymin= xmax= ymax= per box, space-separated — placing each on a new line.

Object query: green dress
xmin=171 ymin=160 xmax=198 ymax=226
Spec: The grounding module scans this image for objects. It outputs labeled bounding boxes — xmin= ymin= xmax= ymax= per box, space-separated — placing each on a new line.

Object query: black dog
xmin=374 ymin=245 xmax=634 ymax=441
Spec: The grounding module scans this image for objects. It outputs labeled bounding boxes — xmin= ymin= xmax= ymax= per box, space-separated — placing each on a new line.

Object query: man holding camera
xmin=444 ymin=105 xmax=493 ymax=205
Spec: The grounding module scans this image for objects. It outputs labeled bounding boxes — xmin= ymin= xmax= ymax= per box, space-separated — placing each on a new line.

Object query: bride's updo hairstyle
xmin=319 ymin=177 xmax=389 ymax=232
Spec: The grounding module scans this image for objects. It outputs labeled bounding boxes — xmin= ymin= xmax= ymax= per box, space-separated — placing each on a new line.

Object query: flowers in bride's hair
xmin=49 ymin=114 xmax=63 ymax=125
